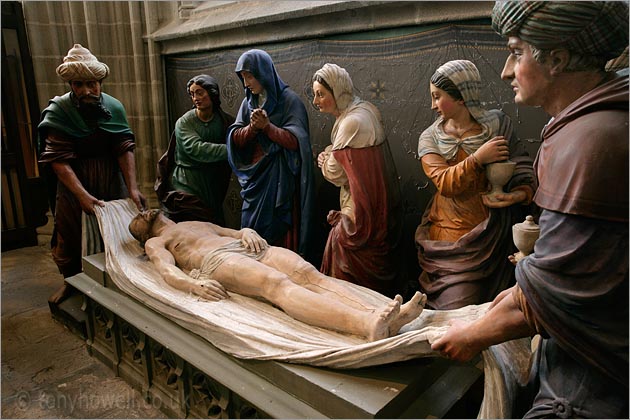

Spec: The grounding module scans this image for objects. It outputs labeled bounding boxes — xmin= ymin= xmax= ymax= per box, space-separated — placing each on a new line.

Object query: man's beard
xmin=72 ymin=92 xmax=112 ymax=125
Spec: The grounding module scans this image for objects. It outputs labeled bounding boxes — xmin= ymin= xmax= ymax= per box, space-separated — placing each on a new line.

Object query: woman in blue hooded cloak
xmin=227 ymin=49 xmax=315 ymax=260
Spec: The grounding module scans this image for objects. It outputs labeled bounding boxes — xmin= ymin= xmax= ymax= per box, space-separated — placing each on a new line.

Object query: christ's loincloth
xmin=188 ymin=240 xmax=268 ymax=280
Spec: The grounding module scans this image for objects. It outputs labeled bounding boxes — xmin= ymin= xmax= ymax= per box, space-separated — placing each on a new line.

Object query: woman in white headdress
xmin=312 ymin=63 xmax=402 ymax=297
xmin=415 ymin=60 xmax=536 ymax=309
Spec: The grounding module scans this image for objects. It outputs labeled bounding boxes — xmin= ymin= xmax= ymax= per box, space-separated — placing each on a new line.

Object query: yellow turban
xmin=56 ymin=44 xmax=109 ymax=82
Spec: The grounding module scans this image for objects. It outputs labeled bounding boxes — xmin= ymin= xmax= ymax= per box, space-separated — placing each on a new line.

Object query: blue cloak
xmin=227 ymin=49 xmax=314 ymax=259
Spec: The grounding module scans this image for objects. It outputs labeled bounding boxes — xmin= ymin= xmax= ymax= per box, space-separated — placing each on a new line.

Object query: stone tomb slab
xmin=69 ymin=253 xmax=482 ymax=418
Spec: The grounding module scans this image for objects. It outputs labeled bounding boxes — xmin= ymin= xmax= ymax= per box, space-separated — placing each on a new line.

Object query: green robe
xmin=157 ymin=109 xmax=232 ymax=224
xmin=38 ymin=92 xmax=135 ymax=277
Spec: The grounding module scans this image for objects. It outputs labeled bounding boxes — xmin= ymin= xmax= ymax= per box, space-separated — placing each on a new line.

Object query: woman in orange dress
xmin=416 ymin=60 xmax=536 ymax=309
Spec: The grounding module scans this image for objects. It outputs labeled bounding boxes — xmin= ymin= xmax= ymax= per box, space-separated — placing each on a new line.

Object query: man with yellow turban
xmin=38 ymin=44 xmax=146 ymax=304
xmin=431 ymin=2 xmax=628 ymax=417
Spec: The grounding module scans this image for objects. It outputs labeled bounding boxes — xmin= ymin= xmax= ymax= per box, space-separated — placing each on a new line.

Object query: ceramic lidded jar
xmin=512 ymin=215 xmax=540 ymax=262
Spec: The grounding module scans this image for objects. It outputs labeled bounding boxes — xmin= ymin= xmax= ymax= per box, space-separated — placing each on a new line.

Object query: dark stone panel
xmin=163 ymin=22 xmax=548 ymax=296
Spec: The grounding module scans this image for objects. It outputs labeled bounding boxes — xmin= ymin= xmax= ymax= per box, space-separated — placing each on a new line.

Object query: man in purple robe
xmin=431 ymin=2 xmax=629 ymax=417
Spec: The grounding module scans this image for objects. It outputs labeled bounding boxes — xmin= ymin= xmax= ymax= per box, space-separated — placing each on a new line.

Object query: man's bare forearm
xmin=156 ymin=261 xmax=198 ymax=293
xmin=51 ymin=161 xmax=105 ymax=213
xmin=51 ymin=161 xmax=89 ymax=200
xmin=431 ymin=286 xmax=535 ymax=361
xmin=472 ymin=288 xmax=534 ymax=348
xmin=145 ymin=239 xmax=193 ymax=291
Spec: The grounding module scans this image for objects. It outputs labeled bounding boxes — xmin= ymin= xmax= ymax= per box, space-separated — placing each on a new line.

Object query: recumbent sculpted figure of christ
xmin=129 ymin=209 xmax=427 ymax=341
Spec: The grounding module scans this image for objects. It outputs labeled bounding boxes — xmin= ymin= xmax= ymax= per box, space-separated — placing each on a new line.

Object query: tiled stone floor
xmin=1 ymin=244 xmax=166 ymax=419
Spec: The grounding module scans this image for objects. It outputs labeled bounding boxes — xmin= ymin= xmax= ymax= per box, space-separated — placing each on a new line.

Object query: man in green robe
xmin=38 ymin=44 xmax=145 ymax=304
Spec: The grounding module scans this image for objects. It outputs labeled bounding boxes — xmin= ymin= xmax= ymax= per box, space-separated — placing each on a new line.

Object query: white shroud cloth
xmin=93 ymin=199 xmax=495 ymax=369
xmin=94 ymin=199 xmax=534 ymax=417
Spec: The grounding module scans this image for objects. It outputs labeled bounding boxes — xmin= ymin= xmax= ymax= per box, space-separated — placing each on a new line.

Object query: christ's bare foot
xmin=48 ymin=282 xmax=77 ymax=305
xmin=367 ymin=297 xmax=401 ymax=341
xmin=389 ymin=292 xmax=427 ymax=335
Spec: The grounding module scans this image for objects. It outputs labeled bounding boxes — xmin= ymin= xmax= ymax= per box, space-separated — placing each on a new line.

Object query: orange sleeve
xmin=420 ymin=152 xmax=484 ymax=197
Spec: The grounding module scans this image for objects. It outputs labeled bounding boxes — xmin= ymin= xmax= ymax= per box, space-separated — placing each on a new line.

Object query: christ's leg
xmin=212 ymin=255 xmax=401 ymax=340
xmin=260 ymin=246 xmax=426 ymax=333
xmin=260 ymin=246 xmax=380 ymax=310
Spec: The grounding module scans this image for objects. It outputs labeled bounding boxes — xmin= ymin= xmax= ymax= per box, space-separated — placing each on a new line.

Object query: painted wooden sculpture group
xmin=38 ymin=2 xmax=628 ymax=417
